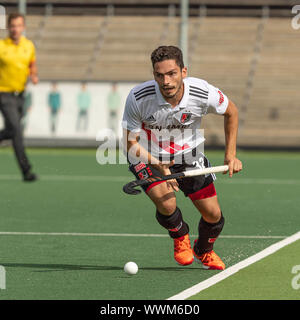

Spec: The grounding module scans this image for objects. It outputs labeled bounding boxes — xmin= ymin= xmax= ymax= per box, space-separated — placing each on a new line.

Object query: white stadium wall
xmin=0 ymin=81 xmax=136 ymax=144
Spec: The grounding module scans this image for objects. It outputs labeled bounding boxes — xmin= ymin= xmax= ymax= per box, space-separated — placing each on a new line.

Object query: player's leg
xmin=0 ymin=94 xmax=14 ymax=141
xmin=147 ymin=183 xmax=194 ymax=265
xmin=0 ymin=94 xmax=35 ymax=181
xmin=84 ymin=111 xmax=88 ymax=131
xmin=176 ymin=151 xmax=226 ymax=270
xmin=128 ymin=162 xmax=193 ymax=265
xmin=188 ymin=186 xmax=225 ymax=270
xmin=0 ymin=117 xmax=13 ymax=141
xmin=76 ymin=112 xmax=81 ymax=131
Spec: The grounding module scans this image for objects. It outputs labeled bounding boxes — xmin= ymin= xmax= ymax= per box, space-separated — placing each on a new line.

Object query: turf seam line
xmin=166 ymin=230 xmax=300 ymax=300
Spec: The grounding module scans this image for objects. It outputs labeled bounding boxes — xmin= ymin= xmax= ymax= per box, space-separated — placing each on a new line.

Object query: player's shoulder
xmin=186 ymin=77 xmax=210 ymax=91
xmin=130 ymin=80 xmax=156 ymax=101
xmin=186 ymin=77 xmax=210 ymax=102
xmin=21 ymin=36 xmax=35 ymax=49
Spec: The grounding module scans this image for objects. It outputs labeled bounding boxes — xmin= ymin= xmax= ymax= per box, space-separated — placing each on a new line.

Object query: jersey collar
xmin=5 ymin=35 xmax=25 ymax=45
xmin=155 ymin=78 xmax=189 ymax=109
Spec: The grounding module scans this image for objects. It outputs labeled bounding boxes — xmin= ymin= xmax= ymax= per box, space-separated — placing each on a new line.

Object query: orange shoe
xmin=173 ymin=234 xmax=194 ymax=266
xmin=193 ymin=240 xmax=225 ymax=270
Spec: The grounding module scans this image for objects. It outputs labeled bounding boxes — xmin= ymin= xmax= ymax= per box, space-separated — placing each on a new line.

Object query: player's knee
xmin=156 ymin=199 xmax=177 ymax=216
xmin=202 ymin=207 xmax=222 ymax=224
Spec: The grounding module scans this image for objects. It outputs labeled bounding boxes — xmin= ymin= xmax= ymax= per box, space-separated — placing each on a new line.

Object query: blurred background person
xmin=48 ymin=82 xmax=61 ymax=135
xmin=76 ymin=82 xmax=91 ymax=132
xmin=22 ymin=90 xmax=32 ymax=132
xmin=107 ymin=82 xmax=121 ymax=134
xmin=0 ymin=13 xmax=38 ymax=182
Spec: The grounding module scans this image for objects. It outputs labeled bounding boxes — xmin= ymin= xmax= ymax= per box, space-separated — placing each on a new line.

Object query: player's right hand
xmin=166 ymin=179 xmax=179 ymax=192
xmin=156 ymin=160 xmax=179 ymax=192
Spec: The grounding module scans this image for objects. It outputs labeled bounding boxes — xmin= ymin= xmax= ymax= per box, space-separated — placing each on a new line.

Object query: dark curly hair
xmin=151 ymin=46 xmax=184 ymax=69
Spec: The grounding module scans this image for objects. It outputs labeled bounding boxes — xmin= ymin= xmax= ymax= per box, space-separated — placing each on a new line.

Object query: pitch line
xmin=0 ymin=174 xmax=299 ymax=185
xmin=167 ymin=230 xmax=300 ymax=300
xmin=0 ymin=231 xmax=286 ymax=239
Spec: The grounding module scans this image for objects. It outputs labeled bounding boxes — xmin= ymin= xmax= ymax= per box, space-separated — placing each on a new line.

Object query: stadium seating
xmin=238 ymin=18 xmax=300 ymax=147
xmin=187 ymin=17 xmax=260 ymax=145
xmin=35 ymin=15 xmax=104 ymax=80
xmin=1 ymin=12 xmax=298 ymax=147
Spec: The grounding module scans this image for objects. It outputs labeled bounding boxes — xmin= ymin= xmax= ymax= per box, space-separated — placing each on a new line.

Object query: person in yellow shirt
xmin=0 ymin=13 xmax=38 ymax=181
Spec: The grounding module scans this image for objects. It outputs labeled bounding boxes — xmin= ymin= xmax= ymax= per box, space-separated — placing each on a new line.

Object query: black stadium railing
xmin=0 ymin=0 xmax=297 ymax=17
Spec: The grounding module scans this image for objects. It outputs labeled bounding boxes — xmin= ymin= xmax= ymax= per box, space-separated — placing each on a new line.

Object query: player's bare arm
xmin=223 ymin=99 xmax=242 ymax=177
xmin=29 ymin=60 xmax=39 ymax=84
xmin=125 ymin=129 xmax=179 ymax=191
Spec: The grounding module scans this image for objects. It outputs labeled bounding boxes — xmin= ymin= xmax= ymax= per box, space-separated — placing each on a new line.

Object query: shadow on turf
xmin=0 ymin=262 xmax=200 ymax=272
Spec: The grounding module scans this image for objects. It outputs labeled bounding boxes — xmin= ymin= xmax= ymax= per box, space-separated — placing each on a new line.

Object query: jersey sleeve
xmin=122 ymin=90 xmax=142 ymax=133
xmin=206 ymin=82 xmax=229 ymax=115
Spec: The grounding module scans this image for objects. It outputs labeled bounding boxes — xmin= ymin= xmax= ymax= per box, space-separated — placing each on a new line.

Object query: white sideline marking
xmin=0 ymin=231 xmax=286 ymax=239
xmin=0 ymin=174 xmax=299 ymax=185
xmin=167 ymin=230 xmax=300 ymax=300
xmin=0 ymin=174 xmax=130 ymax=182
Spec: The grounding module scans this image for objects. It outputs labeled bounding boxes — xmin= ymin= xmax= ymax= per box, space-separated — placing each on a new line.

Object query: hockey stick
xmin=123 ymin=165 xmax=229 ymax=195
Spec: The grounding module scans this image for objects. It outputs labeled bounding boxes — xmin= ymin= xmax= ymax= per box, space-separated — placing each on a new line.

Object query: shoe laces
xmin=200 ymin=251 xmax=219 ymax=263
xmin=174 ymin=236 xmax=191 ymax=252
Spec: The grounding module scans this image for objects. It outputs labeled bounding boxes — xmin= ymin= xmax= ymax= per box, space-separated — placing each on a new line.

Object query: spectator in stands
xmin=76 ymin=82 xmax=91 ymax=132
xmin=0 ymin=13 xmax=38 ymax=182
xmin=107 ymin=82 xmax=121 ymax=134
xmin=48 ymin=82 xmax=61 ymax=134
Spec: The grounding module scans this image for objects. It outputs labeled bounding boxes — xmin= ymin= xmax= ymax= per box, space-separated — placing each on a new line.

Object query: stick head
xmin=123 ymin=181 xmax=142 ymax=195
xmin=122 ymin=176 xmax=159 ymax=195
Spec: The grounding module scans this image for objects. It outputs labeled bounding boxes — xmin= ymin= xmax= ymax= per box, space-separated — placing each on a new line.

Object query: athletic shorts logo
xmin=180 ymin=112 xmax=192 ymax=124
xmin=218 ymin=90 xmax=224 ymax=105
xmin=134 ymin=162 xmax=146 ymax=172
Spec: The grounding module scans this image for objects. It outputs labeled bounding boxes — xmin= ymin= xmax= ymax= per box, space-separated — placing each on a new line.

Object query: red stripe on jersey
xmin=141 ymin=123 xmax=190 ymax=154
xmin=142 ymin=123 xmax=158 ymax=143
xmin=188 ymin=183 xmax=217 ymax=201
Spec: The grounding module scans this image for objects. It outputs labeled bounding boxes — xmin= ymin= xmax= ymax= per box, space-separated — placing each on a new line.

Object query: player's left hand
xmin=223 ymin=156 xmax=242 ymax=178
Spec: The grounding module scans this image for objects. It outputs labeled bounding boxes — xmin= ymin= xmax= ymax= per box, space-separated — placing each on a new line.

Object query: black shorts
xmin=128 ymin=153 xmax=217 ymax=200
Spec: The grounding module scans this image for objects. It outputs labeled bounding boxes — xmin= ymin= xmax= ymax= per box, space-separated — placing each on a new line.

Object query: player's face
xmin=153 ymin=59 xmax=187 ymax=100
xmin=8 ymin=17 xmax=25 ymax=42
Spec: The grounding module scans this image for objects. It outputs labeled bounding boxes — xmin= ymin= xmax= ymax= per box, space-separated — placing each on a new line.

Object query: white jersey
xmin=122 ymin=77 xmax=229 ymax=161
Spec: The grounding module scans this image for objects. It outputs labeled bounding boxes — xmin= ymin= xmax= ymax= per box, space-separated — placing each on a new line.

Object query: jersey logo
xmin=180 ymin=112 xmax=192 ymax=124
xmin=218 ymin=90 xmax=224 ymax=105
xmin=145 ymin=115 xmax=156 ymax=122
